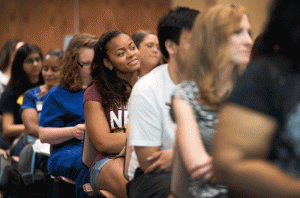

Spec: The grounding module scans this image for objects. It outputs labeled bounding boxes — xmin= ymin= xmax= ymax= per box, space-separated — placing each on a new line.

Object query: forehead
xmin=78 ymin=47 xmax=94 ymax=61
xmin=239 ymin=14 xmax=251 ymax=29
xmin=26 ymin=52 xmax=41 ymax=59
xmin=44 ymin=55 xmax=60 ymax=65
xmin=107 ymin=34 xmax=133 ymax=51
xmin=142 ymin=34 xmax=159 ymax=43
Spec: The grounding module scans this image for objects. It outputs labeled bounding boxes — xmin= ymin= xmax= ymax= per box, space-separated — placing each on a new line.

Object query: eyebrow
xmin=116 ymin=42 xmax=134 ymax=51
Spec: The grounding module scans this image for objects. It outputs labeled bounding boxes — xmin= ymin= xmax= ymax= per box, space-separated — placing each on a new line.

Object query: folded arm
xmin=84 ymin=101 xmax=125 ymax=155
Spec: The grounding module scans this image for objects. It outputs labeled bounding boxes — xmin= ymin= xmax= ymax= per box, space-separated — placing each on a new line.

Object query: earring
xmin=109 ymin=65 xmax=113 ymax=70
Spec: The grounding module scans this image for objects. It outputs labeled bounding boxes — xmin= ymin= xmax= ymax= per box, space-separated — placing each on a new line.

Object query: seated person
xmin=127 ymin=7 xmax=199 ymax=198
xmin=171 ymin=4 xmax=252 ymax=197
xmin=38 ymin=34 xmax=98 ymax=196
xmin=131 ymin=30 xmax=161 ymax=76
xmin=0 ymin=43 xmax=44 ymax=156
xmin=20 ymin=49 xmax=64 ymax=174
xmin=83 ymin=30 xmax=140 ymax=197
xmin=213 ymin=1 xmax=300 ymax=197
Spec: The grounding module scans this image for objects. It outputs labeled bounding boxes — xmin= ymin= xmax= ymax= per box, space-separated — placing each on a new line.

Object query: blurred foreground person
xmin=213 ymin=0 xmax=300 ymax=197
xmin=171 ymin=4 xmax=252 ymax=197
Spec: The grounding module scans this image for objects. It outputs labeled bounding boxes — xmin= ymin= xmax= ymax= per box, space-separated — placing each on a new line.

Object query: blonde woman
xmin=171 ymin=4 xmax=253 ymax=197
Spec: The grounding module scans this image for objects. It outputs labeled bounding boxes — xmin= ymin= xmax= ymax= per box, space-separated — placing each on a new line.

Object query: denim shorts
xmin=90 ymin=157 xmax=112 ymax=191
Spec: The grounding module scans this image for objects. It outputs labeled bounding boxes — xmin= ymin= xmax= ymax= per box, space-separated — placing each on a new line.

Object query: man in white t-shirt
xmin=127 ymin=7 xmax=200 ymax=198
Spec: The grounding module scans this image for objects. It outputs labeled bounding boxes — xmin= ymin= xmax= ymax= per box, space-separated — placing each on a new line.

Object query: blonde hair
xmin=60 ymin=33 xmax=98 ymax=92
xmin=189 ymin=4 xmax=245 ymax=108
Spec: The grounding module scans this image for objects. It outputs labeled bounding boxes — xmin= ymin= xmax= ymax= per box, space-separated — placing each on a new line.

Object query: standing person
xmin=213 ymin=1 xmax=300 ymax=197
xmin=132 ymin=30 xmax=161 ymax=76
xmin=38 ymin=34 xmax=98 ymax=197
xmin=127 ymin=7 xmax=200 ymax=198
xmin=171 ymin=4 xmax=253 ymax=197
xmin=83 ymin=30 xmax=140 ymax=197
xmin=0 ymin=43 xmax=44 ymax=155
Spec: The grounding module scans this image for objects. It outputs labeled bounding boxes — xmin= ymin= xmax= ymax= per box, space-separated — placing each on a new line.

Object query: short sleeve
xmin=20 ymin=89 xmax=37 ymax=111
xmin=170 ymin=81 xmax=199 ymax=123
xmin=128 ymin=85 xmax=162 ymax=147
xmin=83 ymin=84 xmax=102 ymax=105
xmin=39 ymin=89 xmax=64 ymax=127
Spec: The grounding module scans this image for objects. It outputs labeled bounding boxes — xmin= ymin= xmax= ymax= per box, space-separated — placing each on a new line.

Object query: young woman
xmin=213 ymin=1 xmax=300 ymax=197
xmin=132 ymin=30 xmax=161 ymax=76
xmin=83 ymin=31 xmax=140 ymax=197
xmin=171 ymin=4 xmax=253 ymax=197
xmin=21 ymin=49 xmax=64 ymax=142
xmin=0 ymin=43 xmax=44 ymax=155
xmin=38 ymin=34 xmax=98 ymax=196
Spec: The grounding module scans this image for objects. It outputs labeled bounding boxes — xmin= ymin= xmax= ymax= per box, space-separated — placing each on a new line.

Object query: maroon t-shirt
xmin=83 ymin=84 xmax=127 ymax=168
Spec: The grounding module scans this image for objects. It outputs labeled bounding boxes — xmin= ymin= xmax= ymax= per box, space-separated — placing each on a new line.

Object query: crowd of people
xmin=0 ymin=0 xmax=299 ymax=197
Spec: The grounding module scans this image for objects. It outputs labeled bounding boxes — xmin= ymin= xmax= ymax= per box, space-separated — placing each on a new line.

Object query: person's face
xmin=228 ymin=14 xmax=253 ymax=69
xmin=23 ymin=52 xmax=43 ymax=79
xmin=138 ymin=34 xmax=161 ymax=69
xmin=77 ymin=47 xmax=94 ymax=78
xmin=42 ymin=55 xmax=61 ymax=88
xmin=105 ymin=33 xmax=140 ymax=77
xmin=175 ymin=29 xmax=192 ymax=72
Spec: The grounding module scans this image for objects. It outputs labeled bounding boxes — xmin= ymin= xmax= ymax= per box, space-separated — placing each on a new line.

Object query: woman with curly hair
xmin=83 ymin=30 xmax=140 ymax=197
xmin=38 ymin=34 xmax=98 ymax=196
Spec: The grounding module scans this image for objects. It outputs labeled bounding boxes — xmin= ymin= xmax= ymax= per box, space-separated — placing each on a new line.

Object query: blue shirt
xmin=39 ymin=85 xmax=85 ymax=153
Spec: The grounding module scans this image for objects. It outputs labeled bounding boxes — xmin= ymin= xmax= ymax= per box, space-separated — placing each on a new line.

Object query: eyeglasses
xmin=77 ymin=61 xmax=92 ymax=69
xmin=24 ymin=57 xmax=42 ymax=64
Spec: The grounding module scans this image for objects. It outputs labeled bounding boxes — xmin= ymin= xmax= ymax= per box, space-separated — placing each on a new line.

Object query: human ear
xmin=104 ymin=58 xmax=113 ymax=70
xmin=165 ymin=40 xmax=176 ymax=56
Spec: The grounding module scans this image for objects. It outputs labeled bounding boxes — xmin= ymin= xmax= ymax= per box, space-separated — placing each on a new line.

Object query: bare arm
xmin=2 ymin=112 xmax=25 ymax=141
xmin=38 ymin=124 xmax=84 ymax=145
xmin=213 ymin=104 xmax=300 ymax=198
xmin=84 ymin=101 xmax=125 ymax=155
xmin=21 ymin=108 xmax=39 ymax=138
xmin=173 ymin=97 xmax=212 ymax=180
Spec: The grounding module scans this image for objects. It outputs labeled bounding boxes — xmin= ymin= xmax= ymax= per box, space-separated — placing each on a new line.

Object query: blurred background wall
xmin=0 ymin=0 xmax=271 ymax=54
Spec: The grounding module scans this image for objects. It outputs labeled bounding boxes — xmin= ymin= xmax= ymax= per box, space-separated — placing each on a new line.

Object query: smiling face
xmin=228 ymin=14 xmax=253 ymax=69
xmin=42 ymin=55 xmax=62 ymax=88
xmin=105 ymin=33 xmax=140 ymax=77
xmin=138 ymin=34 xmax=161 ymax=70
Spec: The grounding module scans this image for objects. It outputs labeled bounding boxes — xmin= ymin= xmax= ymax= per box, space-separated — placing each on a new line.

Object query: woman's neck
xmin=117 ymin=71 xmax=139 ymax=87
xmin=28 ymin=75 xmax=40 ymax=85
xmin=81 ymin=75 xmax=92 ymax=89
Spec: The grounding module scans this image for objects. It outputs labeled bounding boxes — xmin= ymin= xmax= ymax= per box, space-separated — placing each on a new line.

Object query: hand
xmin=0 ymin=149 xmax=8 ymax=159
xmin=72 ymin=124 xmax=85 ymax=140
xmin=37 ymin=85 xmax=50 ymax=100
xmin=145 ymin=150 xmax=174 ymax=174
xmin=188 ymin=156 xmax=213 ymax=181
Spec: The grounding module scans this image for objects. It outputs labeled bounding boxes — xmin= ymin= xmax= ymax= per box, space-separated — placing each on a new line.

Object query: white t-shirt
xmin=127 ymin=64 xmax=176 ymax=180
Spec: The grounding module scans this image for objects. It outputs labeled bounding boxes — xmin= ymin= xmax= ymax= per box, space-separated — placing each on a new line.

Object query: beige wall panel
xmin=171 ymin=0 xmax=271 ymax=39
xmin=0 ymin=0 xmax=170 ymax=54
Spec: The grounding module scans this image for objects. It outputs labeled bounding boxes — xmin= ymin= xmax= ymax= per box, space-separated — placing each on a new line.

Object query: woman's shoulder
xmin=83 ymin=83 xmax=102 ymax=104
xmin=173 ymin=81 xmax=198 ymax=101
